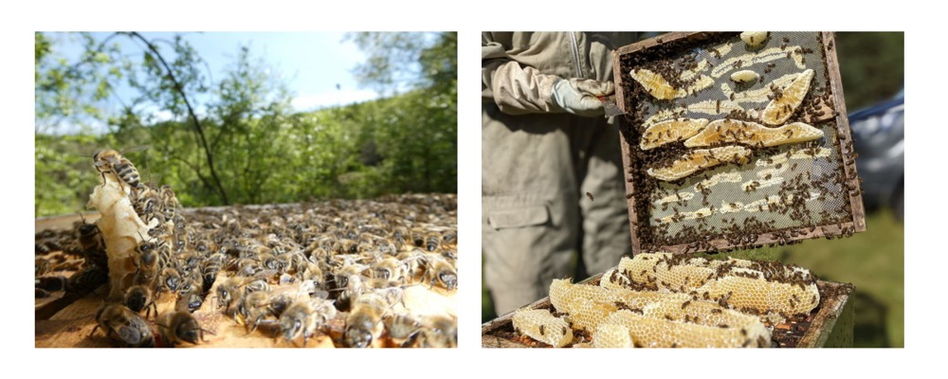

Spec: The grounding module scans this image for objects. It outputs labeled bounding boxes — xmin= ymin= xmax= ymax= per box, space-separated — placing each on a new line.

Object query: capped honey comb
xmin=605 ymin=310 xmax=769 ymax=348
xmin=592 ymin=324 xmax=635 ymax=348
xmin=511 ymin=309 xmax=572 ymax=347
xmin=761 ymin=69 xmax=815 ymax=125
xmin=640 ymin=118 xmax=709 ymax=150
xmin=647 ymin=145 xmax=753 ymax=181
xmin=683 ymin=119 xmax=824 ymax=148
xmin=512 ymin=253 xmax=825 ymax=348
xmin=700 ymin=275 xmax=819 ymax=316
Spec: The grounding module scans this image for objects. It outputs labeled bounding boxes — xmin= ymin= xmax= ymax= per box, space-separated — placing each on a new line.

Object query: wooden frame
xmin=481 ymin=273 xmax=854 ymax=348
xmin=611 ymin=32 xmax=866 ymax=254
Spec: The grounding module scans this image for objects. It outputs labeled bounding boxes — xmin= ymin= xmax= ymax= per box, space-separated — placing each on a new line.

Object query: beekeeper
xmin=482 ymin=32 xmax=641 ymax=314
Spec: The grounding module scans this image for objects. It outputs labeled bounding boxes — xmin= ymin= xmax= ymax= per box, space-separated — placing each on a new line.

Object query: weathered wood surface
xmin=36 ymin=274 xmax=456 ymax=348
xmin=481 ymin=273 xmax=854 ymax=348
xmin=35 ymin=212 xmax=458 ymax=348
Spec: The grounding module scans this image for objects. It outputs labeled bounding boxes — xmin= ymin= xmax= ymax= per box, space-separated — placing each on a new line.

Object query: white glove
xmin=551 ymin=78 xmax=615 ymax=117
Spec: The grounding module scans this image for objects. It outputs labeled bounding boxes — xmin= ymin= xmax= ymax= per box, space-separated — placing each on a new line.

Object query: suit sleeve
xmin=482 ymin=33 xmax=564 ymax=115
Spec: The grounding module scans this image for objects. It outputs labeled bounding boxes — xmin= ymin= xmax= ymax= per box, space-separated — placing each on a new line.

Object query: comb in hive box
xmin=482 ymin=253 xmax=854 ymax=348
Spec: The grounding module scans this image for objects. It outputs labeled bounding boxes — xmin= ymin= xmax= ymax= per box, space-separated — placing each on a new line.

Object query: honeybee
xmin=66 ymin=265 xmax=108 ymax=293
xmin=344 ymin=292 xmax=393 ymax=348
xmin=158 ymin=185 xmax=180 ymax=211
xmin=243 ymin=278 xmax=271 ymax=295
xmin=403 ymin=316 xmax=457 ymax=348
xmin=123 ymin=285 xmax=158 ymax=318
xmin=235 ymin=258 xmax=261 ymax=277
xmin=157 ymin=311 xmax=209 ymax=346
xmin=92 ymin=149 xmax=142 ymax=190
xmin=201 ymin=253 xmax=224 ymax=292
xmin=160 ymin=267 xmax=182 ymax=293
xmin=236 ymin=291 xmax=273 ymax=333
xmin=133 ymin=238 xmax=162 ymax=283
xmin=259 ymin=253 xmax=290 ymax=274
xmin=215 ymin=277 xmax=241 ymax=312
xmin=278 ymin=299 xmax=336 ymax=346
xmin=176 ymin=290 xmax=204 ymax=313
xmin=372 ymin=256 xmax=405 ymax=282
xmin=92 ymin=303 xmax=155 ymax=347
xmin=76 ymin=215 xmax=105 ymax=253
xmin=424 ymin=234 xmax=441 ymax=252
xmin=177 ymin=251 xmax=202 ymax=274
xmin=132 ymin=186 xmax=160 ymax=217
xmin=36 ymin=275 xmax=68 ymax=292
xmin=384 ymin=314 xmax=422 ymax=341
xmin=396 ymin=250 xmax=428 ymax=283
xmin=35 ymin=258 xmax=51 ymax=277
xmin=424 ymin=255 xmax=457 ymax=291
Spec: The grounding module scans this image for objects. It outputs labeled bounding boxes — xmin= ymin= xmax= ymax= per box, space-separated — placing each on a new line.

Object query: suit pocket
xmin=488 ymin=205 xmax=550 ymax=230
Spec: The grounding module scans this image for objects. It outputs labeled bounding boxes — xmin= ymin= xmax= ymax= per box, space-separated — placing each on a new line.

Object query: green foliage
xmin=346 ymin=32 xmax=457 ymax=94
xmin=836 ymin=32 xmax=904 ymax=110
xmin=35 ymin=32 xmax=457 ymax=217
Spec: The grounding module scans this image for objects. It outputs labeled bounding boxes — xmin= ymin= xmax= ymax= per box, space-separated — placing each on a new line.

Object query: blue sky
xmin=45 ymin=32 xmax=380 ymax=132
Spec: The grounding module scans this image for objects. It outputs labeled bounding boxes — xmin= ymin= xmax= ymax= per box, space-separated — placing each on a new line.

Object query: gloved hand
xmin=551 ymin=78 xmax=615 ymax=117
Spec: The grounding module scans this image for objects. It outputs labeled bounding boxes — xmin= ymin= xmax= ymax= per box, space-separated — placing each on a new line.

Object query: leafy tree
xmin=35 ymin=32 xmax=458 ymax=217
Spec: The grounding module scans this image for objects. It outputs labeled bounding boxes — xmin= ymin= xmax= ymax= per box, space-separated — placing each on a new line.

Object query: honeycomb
xmin=511 ymin=309 xmax=572 ymax=347
xmin=563 ymin=297 xmax=618 ymax=333
xmin=605 ymin=310 xmax=769 ymax=348
xmin=682 ymin=119 xmax=824 ymax=148
xmin=512 ymin=253 xmax=822 ymax=348
xmin=646 ymin=146 xmax=753 ymax=181
xmin=700 ymin=275 xmax=819 ymax=316
xmin=592 ymin=324 xmax=634 ymax=348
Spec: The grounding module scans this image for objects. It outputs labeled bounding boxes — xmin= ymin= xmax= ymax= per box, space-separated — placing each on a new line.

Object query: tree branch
xmin=123 ymin=32 xmax=230 ymax=204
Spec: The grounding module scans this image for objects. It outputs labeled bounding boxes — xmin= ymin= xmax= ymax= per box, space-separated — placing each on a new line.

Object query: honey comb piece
xmin=640 ymin=118 xmax=710 ymax=150
xmin=592 ymin=324 xmax=634 ymax=348
xmin=511 ymin=309 xmax=573 ymax=347
xmin=761 ymin=68 xmax=815 ymax=125
xmin=740 ymin=32 xmax=769 ymax=48
xmin=653 ymin=261 xmax=716 ymax=292
xmin=646 ymin=146 xmax=752 ymax=182
xmin=565 ymin=297 xmax=618 ymax=333
xmin=641 ymin=297 xmax=764 ymax=332
xmin=629 ymin=68 xmax=680 ymax=100
xmin=552 ymin=278 xmax=680 ymax=314
xmin=730 ymin=70 xmax=760 ymax=83
xmin=699 ymin=275 xmax=820 ymax=316
xmin=606 ymin=310 xmax=768 ymax=348
xmin=616 ymin=253 xmax=670 ymax=285
xmin=683 ymin=119 xmax=824 ymax=149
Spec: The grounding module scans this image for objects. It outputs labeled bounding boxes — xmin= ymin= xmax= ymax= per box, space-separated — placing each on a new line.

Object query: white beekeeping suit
xmin=482 ymin=32 xmax=640 ymax=314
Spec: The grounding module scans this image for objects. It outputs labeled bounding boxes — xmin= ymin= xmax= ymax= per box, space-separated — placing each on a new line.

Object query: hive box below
xmin=481 ymin=272 xmax=853 ymax=348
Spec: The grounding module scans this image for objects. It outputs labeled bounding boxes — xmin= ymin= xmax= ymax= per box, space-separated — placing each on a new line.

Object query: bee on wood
xmin=92 ymin=303 xmax=155 ymax=347
xmin=279 ymin=299 xmax=336 ymax=346
xmin=157 ymin=311 xmax=211 ymax=346
xmin=424 ymin=254 xmax=457 ymax=291
xmin=160 ymin=267 xmax=182 ymax=293
xmin=176 ymin=290 xmax=204 ymax=313
xmin=93 ymin=149 xmax=142 ymax=190
xmin=123 ymin=285 xmax=158 ymax=318
xmin=384 ymin=314 xmax=422 ymax=342
xmin=344 ymin=293 xmax=390 ymax=348
xmin=236 ymin=291 xmax=274 ymax=333
xmin=403 ymin=315 xmax=457 ymax=348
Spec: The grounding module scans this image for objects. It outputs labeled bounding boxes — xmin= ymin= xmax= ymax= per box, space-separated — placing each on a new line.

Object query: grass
xmin=482 ymin=209 xmax=904 ymax=347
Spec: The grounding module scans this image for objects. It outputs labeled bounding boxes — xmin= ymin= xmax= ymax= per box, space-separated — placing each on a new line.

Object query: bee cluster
xmin=35 ymin=149 xmax=458 ymax=348
xmin=617 ymin=32 xmax=862 ymax=253
xmin=35 ymin=218 xmax=109 ymax=299
xmin=507 ymin=253 xmax=821 ymax=348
